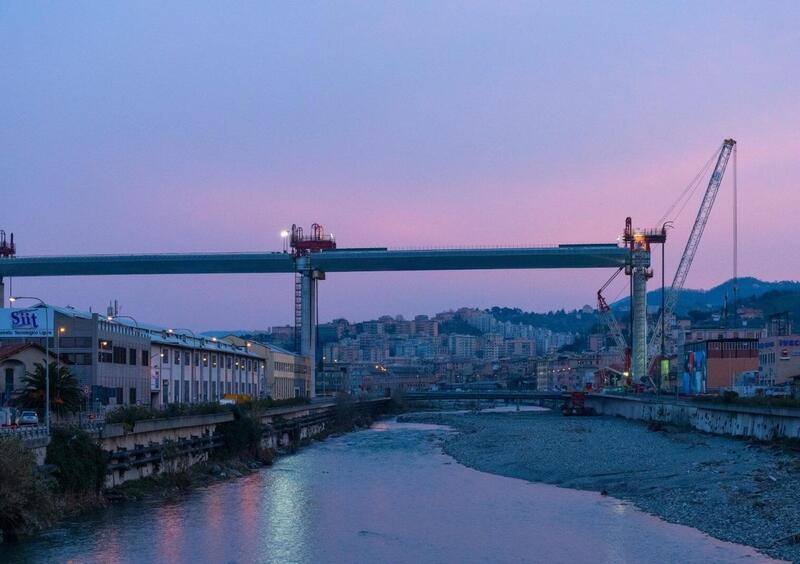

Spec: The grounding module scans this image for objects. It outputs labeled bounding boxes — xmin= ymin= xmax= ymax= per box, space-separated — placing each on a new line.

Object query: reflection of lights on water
xmin=262 ymin=464 xmax=310 ymax=561
xmin=372 ymin=423 xmax=389 ymax=432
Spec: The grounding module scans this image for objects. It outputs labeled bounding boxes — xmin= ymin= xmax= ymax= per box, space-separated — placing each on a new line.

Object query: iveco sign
xmin=0 ymin=308 xmax=54 ymax=337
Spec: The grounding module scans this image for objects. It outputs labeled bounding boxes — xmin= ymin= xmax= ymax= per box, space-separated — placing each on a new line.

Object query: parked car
xmin=17 ymin=411 xmax=39 ymax=426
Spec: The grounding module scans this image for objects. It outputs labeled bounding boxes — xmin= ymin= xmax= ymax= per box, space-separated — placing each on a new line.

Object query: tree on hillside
xmin=16 ymin=362 xmax=83 ymax=416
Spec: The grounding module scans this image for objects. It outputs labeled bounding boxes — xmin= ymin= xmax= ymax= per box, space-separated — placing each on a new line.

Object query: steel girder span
xmin=0 ymin=245 xmax=629 ymax=277
xmin=0 ymin=244 xmax=633 ymax=400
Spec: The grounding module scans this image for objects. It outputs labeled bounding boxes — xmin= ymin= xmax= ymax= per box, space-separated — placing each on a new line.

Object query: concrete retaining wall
xmin=98 ymin=399 xmax=389 ymax=487
xmin=100 ymin=412 xmax=234 ymax=488
xmin=98 ymin=407 xmax=337 ymax=488
xmin=21 ymin=435 xmax=50 ymax=466
xmin=18 ymin=399 xmax=390 ymax=488
xmin=586 ymin=394 xmax=800 ymax=441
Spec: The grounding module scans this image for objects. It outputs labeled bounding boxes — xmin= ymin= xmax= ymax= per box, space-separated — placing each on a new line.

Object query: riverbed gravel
xmin=400 ymin=409 xmax=800 ymax=563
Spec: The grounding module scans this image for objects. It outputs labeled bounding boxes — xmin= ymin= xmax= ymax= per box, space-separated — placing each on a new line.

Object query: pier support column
xmin=297 ymin=257 xmax=321 ymax=398
xmin=631 ymin=248 xmax=650 ymax=384
xmin=0 ymin=276 xmax=4 ymax=309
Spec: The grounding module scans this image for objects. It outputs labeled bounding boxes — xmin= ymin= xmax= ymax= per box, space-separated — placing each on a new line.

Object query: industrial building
xmin=223 ymin=335 xmax=312 ymax=400
xmin=150 ymin=332 xmax=263 ymax=406
xmin=757 ymin=336 xmax=800 ymax=387
xmin=0 ymin=305 xmax=284 ymax=409
xmin=681 ymin=337 xmax=759 ymax=393
xmin=0 ymin=305 xmax=152 ymax=408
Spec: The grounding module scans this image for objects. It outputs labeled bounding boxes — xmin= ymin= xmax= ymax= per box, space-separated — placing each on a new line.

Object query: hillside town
xmin=247 ymin=279 xmax=800 ymax=400
xmin=2 ymin=278 xmax=798 ymax=415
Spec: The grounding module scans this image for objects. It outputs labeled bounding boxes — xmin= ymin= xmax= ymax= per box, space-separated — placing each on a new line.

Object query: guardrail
xmin=0 ymin=425 xmax=49 ymax=439
xmin=404 ymin=391 xmax=568 ymax=401
xmin=107 ymin=433 xmax=222 ymax=472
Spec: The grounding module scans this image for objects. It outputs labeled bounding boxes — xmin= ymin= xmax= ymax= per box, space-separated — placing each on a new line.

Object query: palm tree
xmin=16 ymin=362 xmax=83 ymax=416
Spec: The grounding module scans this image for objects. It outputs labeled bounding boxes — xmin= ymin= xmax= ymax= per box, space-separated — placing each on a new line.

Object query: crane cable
xmin=656 ymin=143 xmax=721 ymax=227
xmin=599 ymin=266 xmax=624 ymax=294
xmin=732 ymin=143 xmax=738 ymax=322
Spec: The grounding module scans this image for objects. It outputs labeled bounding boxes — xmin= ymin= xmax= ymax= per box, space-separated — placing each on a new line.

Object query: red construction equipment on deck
xmin=290 ymin=223 xmax=336 ymax=256
xmin=561 ymin=392 xmax=597 ymax=416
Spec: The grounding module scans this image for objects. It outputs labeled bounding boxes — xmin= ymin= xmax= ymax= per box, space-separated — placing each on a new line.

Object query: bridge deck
xmin=0 ymin=245 xmax=628 ymax=277
xmin=403 ymin=390 xmax=568 ymax=401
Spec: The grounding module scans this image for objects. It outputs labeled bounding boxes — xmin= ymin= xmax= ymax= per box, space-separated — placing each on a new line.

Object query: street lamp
xmin=661 ymin=221 xmax=675 ymax=398
xmin=107 ymin=314 xmax=140 ymax=330
xmin=281 ymin=229 xmax=290 ymax=252
xmin=149 ymin=351 xmax=166 ymax=407
xmin=243 ymin=342 xmax=257 ymax=397
xmin=56 ymin=326 xmax=66 ymax=375
xmin=167 ymin=327 xmax=195 ymax=336
xmin=9 ymin=296 xmax=51 ymax=433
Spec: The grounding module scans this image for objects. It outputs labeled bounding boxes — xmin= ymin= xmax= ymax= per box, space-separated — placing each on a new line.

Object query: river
xmin=0 ymin=417 xmax=780 ymax=563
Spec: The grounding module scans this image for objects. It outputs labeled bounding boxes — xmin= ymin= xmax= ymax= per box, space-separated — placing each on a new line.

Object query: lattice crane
xmin=647 ymin=139 xmax=736 ymax=363
xmin=597 ymin=267 xmax=630 ymax=371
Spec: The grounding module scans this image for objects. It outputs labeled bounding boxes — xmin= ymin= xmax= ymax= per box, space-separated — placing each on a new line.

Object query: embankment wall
xmin=586 ymin=394 xmax=800 ymax=441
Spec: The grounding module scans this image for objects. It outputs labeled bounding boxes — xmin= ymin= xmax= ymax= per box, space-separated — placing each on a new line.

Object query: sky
xmin=1 ymin=2 xmax=798 ymax=331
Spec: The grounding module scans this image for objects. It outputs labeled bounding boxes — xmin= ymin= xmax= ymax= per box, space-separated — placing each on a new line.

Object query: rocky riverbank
xmin=400 ymin=409 xmax=800 ymax=563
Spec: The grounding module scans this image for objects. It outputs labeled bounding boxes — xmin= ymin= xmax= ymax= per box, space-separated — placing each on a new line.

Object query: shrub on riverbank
xmin=389 ymin=389 xmax=406 ymax=412
xmin=105 ymin=402 xmax=229 ymax=431
xmin=216 ymin=406 xmax=263 ymax=458
xmin=105 ymin=397 xmax=310 ymax=431
xmin=330 ymin=392 xmax=375 ymax=431
xmin=244 ymin=397 xmax=311 ymax=411
xmin=335 ymin=392 xmax=355 ymax=426
xmin=0 ymin=436 xmax=58 ymax=542
xmin=45 ymin=427 xmax=108 ymax=494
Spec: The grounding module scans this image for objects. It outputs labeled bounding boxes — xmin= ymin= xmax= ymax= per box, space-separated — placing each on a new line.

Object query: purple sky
xmin=2 ymin=2 xmax=798 ymax=331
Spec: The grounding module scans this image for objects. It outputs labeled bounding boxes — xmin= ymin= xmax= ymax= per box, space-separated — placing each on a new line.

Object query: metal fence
xmin=0 ymin=425 xmax=49 ymax=440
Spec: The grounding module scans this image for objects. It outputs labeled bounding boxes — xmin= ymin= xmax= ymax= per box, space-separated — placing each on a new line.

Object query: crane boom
xmin=648 ymin=139 xmax=736 ymax=359
xmin=597 ymin=267 xmax=628 ymax=357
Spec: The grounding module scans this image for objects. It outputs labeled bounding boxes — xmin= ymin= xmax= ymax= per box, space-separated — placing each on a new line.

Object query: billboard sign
xmin=0 ymin=308 xmax=54 ymax=337
xmin=682 ymin=350 xmax=707 ymax=394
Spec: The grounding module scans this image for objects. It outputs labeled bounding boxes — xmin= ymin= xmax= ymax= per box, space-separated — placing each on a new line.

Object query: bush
xmin=106 ymin=402 xmax=229 ymax=431
xmin=159 ymin=440 xmax=192 ymax=489
xmin=722 ymin=390 xmax=739 ymax=403
xmin=45 ymin=427 xmax=108 ymax=494
xmin=389 ymin=389 xmax=406 ymax=412
xmin=334 ymin=392 xmax=355 ymax=427
xmin=216 ymin=407 xmax=263 ymax=458
xmin=244 ymin=397 xmax=310 ymax=412
xmin=104 ymin=405 xmax=160 ymax=431
xmin=161 ymin=402 xmax=229 ymax=418
xmin=0 ymin=436 xmax=58 ymax=541
xmin=105 ymin=399 xmax=307 ymax=431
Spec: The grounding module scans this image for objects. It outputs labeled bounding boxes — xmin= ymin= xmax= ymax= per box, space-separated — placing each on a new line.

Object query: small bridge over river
xmin=403 ymin=390 xmax=569 ymax=402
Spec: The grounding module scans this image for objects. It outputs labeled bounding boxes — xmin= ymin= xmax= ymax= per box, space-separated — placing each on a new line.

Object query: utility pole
xmin=660 ymin=240 xmax=665 ymax=397
xmin=732 ymin=143 xmax=738 ymax=328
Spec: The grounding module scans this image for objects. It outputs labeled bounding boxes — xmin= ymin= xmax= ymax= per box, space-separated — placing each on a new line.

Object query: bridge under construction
xmin=0 ymin=241 xmax=633 ymax=395
xmin=0 ymin=138 xmax=737 ymax=395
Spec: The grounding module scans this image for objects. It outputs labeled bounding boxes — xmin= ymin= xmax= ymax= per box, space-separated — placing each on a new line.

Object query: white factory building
xmin=0 ymin=304 xmax=311 ymax=410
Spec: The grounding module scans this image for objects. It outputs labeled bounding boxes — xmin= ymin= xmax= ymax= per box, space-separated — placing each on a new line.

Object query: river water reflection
xmin=0 ymin=419 xmax=780 ymax=563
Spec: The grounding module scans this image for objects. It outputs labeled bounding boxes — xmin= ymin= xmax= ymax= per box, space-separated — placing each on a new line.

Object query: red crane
xmin=290 ymin=223 xmax=336 ymax=256
xmin=0 ymin=231 xmax=15 ymax=258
